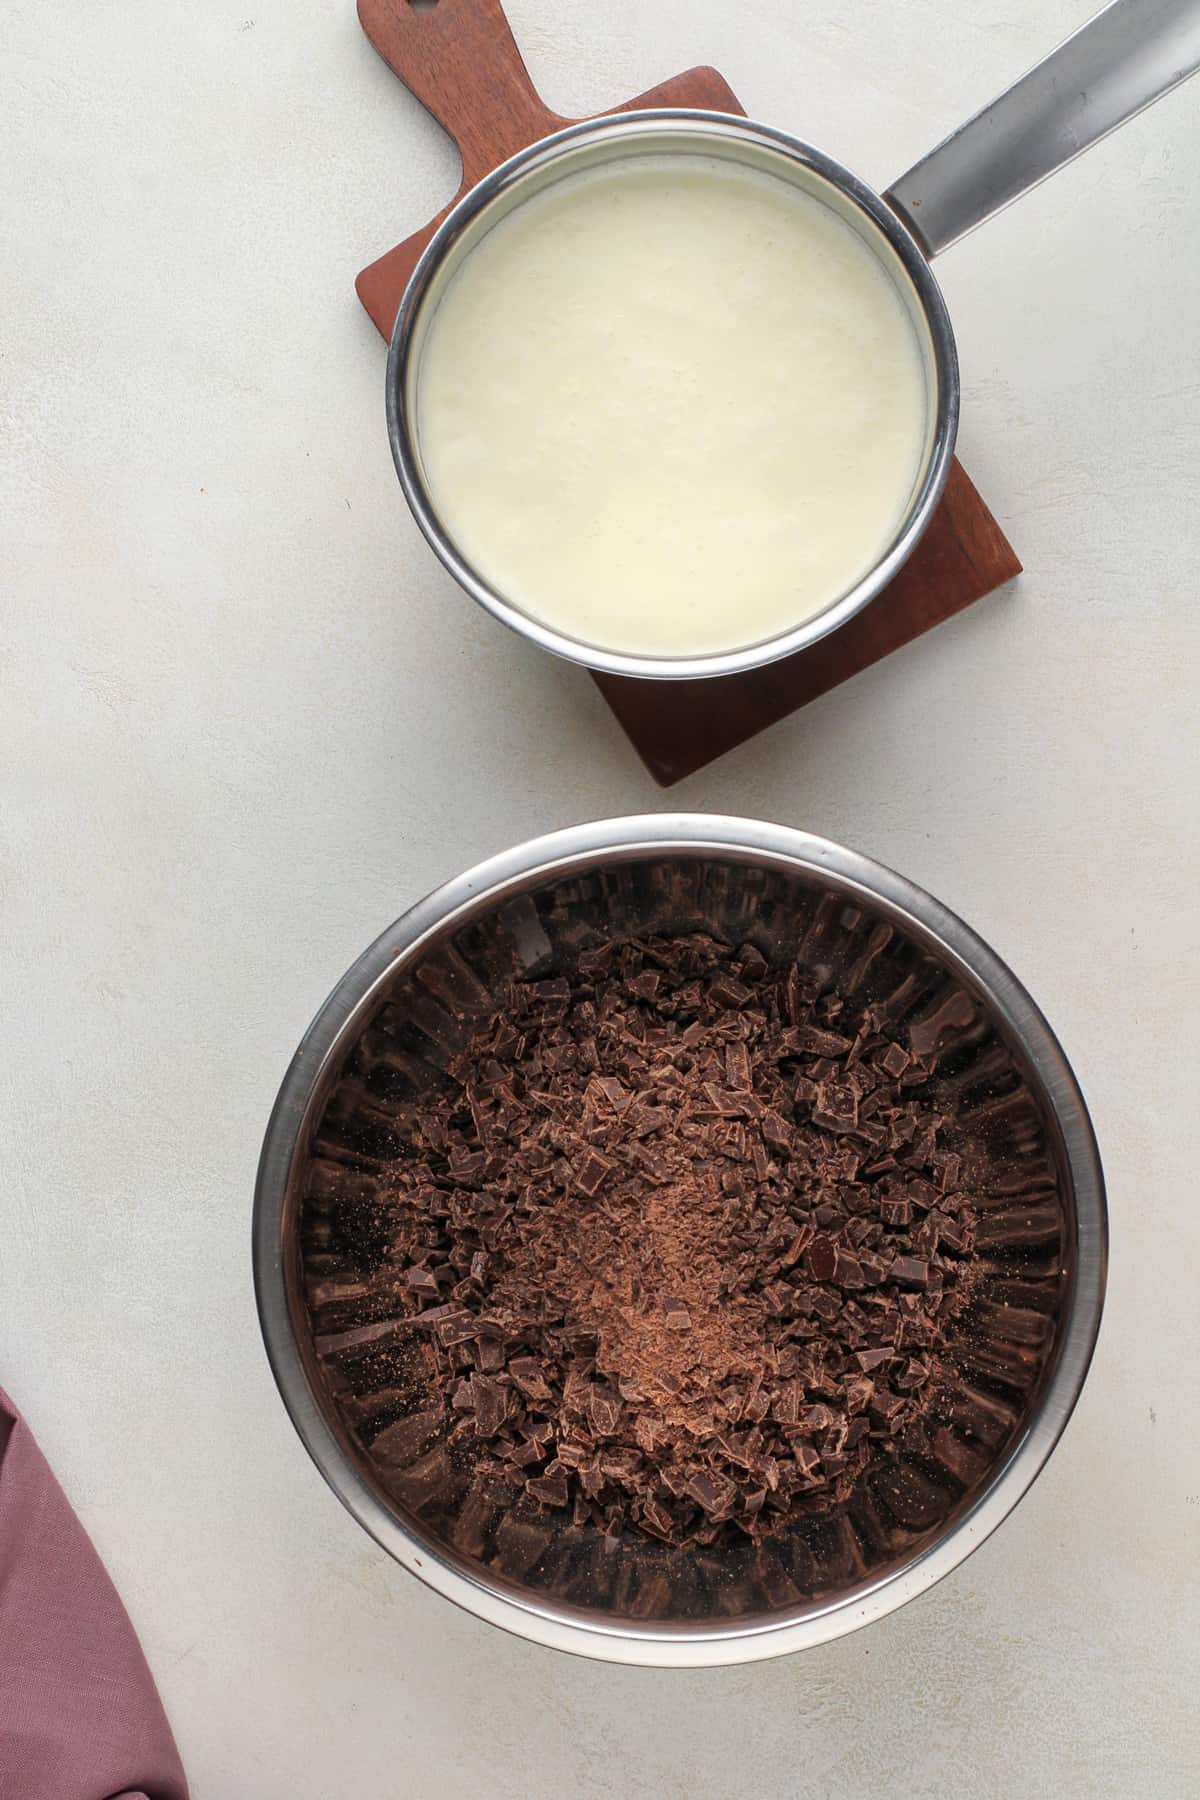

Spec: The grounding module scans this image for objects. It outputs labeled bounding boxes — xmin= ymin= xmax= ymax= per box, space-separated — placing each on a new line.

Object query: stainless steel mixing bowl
xmin=253 ymin=817 xmax=1106 ymax=1665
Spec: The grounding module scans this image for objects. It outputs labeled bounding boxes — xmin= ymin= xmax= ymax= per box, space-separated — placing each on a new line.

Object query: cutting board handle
xmin=354 ymin=0 xmax=740 ymax=340
xmin=357 ymin=0 xmax=564 ymax=185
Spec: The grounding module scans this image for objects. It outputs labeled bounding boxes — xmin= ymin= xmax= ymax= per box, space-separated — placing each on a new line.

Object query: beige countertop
xmin=3 ymin=1 xmax=1198 ymax=1794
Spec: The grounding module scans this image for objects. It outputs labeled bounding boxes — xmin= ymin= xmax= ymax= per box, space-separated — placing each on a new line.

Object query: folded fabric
xmin=0 ymin=1387 xmax=188 ymax=1800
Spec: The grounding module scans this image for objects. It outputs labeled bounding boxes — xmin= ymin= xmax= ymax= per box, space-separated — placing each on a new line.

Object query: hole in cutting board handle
xmin=408 ymin=0 xmax=439 ymax=11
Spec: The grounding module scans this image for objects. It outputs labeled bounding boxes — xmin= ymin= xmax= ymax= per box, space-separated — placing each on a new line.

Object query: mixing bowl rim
xmin=253 ymin=815 xmax=1106 ymax=1666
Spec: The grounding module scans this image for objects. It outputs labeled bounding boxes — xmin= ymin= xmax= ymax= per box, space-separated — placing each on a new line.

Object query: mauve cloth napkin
xmin=0 ymin=1388 xmax=188 ymax=1800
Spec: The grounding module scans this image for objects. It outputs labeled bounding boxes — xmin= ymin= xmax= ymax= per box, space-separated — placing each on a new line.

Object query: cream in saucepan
xmin=415 ymin=154 xmax=930 ymax=659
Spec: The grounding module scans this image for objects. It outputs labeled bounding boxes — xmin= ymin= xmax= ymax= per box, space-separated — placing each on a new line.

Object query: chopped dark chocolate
xmin=807 ymin=1236 xmax=838 ymax=1283
xmin=574 ymin=1150 xmax=615 ymax=1198
xmin=308 ymin=932 xmax=994 ymax=1555
xmin=526 ymin=1465 xmax=570 ymax=1509
xmin=509 ymin=1357 xmax=554 ymax=1402
xmin=469 ymin=1373 xmax=507 ymax=1437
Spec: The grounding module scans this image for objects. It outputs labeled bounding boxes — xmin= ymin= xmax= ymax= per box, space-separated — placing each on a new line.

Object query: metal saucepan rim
xmin=385 ymin=113 xmax=960 ymax=683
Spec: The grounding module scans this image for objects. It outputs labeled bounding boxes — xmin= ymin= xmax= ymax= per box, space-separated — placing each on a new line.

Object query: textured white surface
xmin=2 ymin=1 xmax=1198 ymax=1795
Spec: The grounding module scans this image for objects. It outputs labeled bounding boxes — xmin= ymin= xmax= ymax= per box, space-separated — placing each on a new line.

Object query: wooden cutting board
xmin=356 ymin=0 xmax=1020 ymax=785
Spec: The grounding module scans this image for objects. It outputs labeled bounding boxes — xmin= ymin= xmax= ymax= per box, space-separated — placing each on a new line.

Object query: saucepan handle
xmin=885 ymin=0 xmax=1200 ymax=258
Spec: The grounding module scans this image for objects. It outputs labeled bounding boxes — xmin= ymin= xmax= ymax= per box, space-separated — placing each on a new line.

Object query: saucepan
xmin=384 ymin=0 xmax=1200 ymax=680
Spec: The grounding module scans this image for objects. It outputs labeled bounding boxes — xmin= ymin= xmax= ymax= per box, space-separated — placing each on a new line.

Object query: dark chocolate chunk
xmin=587 ymin=1393 xmax=622 ymax=1437
xmin=807 ymin=1236 xmax=838 ymax=1282
xmin=435 ymin=1311 xmax=483 ymax=1346
xmin=813 ymin=1082 xmax=859 ymax=1133
xmin=788 ymin=1024 xmax=855 ymax=1056
xmin=709 ymin=976 xmax=752 ymax=1008
xmin=574 ymin=1150 xmax=615 ymax=1197
xmin=832 ymin=1249 xmax=865 ymax=1289
xmin=686 ymin=1470 xmax=739 ymax=1518
xmin=469 ymin=1373 xmax=507 ymax=1437
xmin=527 ymin=1465 xmax=570 ymax=1509
xmin=509 ymin=1357 xmax=554 ymax=1402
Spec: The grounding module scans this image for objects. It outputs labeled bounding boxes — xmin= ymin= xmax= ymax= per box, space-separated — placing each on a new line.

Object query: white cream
xmin=416 ymin=154 xmax=929 ymax=659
